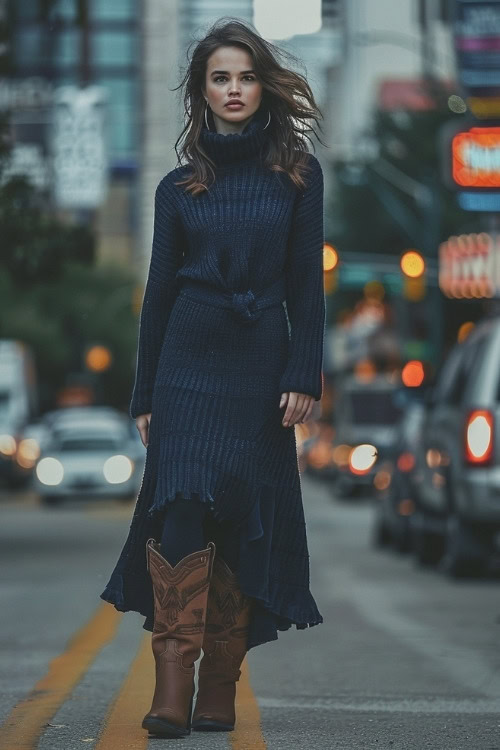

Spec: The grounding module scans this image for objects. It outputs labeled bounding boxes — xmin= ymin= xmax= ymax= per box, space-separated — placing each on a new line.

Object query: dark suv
xmin=412 ymin=317 xmax=500 ymax=576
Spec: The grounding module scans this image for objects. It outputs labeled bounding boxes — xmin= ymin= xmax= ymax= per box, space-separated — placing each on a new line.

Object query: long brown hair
xmin=171 ymin=17 xmax=327 ymax=196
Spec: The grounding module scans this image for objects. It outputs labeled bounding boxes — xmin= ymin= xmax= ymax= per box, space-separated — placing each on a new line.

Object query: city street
xmin=1 ymin=476 xmax=499 ymax=749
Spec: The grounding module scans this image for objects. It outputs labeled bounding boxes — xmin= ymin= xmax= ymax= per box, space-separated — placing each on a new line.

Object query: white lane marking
xmin=257 ymin=696 xmax=500 ymax=714
xmin=330 ymin=567 xmax=500 ymax=700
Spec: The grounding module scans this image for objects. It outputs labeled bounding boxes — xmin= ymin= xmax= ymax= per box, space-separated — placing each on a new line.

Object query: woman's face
xmin=203 ymin=45 xmax=263 ymax=133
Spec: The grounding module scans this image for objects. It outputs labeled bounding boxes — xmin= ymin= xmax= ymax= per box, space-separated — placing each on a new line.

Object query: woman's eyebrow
xmin=210 ymin=69 xmax=256 ymax=75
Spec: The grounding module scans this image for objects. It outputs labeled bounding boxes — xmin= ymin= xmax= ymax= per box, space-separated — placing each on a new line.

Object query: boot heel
xmin=142 ymin=689 xmax=194 ymax=737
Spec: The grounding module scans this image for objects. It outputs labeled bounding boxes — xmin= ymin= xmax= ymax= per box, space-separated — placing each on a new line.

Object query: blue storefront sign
xmin=453 ymin=0 xmax=500 ymax=95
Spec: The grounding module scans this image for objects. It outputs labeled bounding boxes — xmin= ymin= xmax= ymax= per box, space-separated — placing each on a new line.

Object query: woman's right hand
xmin=136 ymin=413 xmax=152 ymax=448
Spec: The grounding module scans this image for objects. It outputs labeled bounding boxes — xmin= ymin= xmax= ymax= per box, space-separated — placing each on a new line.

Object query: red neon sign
xmin=452 ymin=127 xmax=500 ymax=188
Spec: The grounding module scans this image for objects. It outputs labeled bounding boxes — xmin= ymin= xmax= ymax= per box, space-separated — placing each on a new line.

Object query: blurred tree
xmin=0 ymin=176 xmax=96 ymax=284
xmin=326 ymin=92 xmax=480 ymax=255
xmin=0 ymin=261 xmax=138 ymax=413
xmin=0 ymin=118 xmax=138 ymax=414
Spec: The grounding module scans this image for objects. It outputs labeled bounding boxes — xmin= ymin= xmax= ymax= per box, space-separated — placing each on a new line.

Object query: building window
xmin=98 ymin=78 xmax=137 ymax=155
xmin=89 ymin=0 xmax=137 ymax=21
xmin=91 ymin=32 xmax=137 ymax=66
xmin=54 ymin=30 xmax=81 ymax=66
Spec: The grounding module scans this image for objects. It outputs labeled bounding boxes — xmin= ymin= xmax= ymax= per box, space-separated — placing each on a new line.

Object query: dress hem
xmin=99 ymin=580 xmax=323 ymax=652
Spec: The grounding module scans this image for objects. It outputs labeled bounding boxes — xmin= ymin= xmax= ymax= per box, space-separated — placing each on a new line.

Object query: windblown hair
xmin=171 ymin=17 xmax=327 ymax=196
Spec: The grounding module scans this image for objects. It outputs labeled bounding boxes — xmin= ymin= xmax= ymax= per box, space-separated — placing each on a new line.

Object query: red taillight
xmin=397 ymin=452 xmax=415 ymax=473
xmin=464 ymin=409 xmax=494 ymax=465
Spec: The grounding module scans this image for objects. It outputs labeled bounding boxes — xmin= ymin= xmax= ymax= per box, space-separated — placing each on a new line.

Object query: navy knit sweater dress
xmin=100 ymin=105 xmax=326 ymax=650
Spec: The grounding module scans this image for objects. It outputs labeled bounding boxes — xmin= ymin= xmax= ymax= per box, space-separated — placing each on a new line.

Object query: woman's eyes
xmin=214 ymin=75 xmax=256 ymax=83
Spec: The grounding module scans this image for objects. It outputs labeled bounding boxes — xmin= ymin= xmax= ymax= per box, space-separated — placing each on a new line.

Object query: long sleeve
xmin=129 ymin=175 xmax=185 ymax=419
xmin=278 ymin=154 xmax=326 ymax=402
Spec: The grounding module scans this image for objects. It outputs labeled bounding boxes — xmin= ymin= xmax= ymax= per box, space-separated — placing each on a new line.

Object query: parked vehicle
xmin=301 ymin=422 xmax=338 ymax=481
xmin=0 ymin=340 xmax=39 ymax=487
xmin=412 ymin=317 xmax=500 ymax=576
xmin=372 ymin=396 xmax=426 ymax=553
xmin=331 ymin=374 xmax=403 ymax=497
xmin=32 ymin=407 xmax=145 ymax=506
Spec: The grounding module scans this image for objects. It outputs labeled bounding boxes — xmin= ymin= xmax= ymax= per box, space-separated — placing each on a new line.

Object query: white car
xmin=33 ymin=407 xmax=145 ymax=506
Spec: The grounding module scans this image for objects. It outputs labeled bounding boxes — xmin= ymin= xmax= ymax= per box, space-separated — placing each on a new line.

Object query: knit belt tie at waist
xmin=179 ymin=276 xmax=286 ymax=325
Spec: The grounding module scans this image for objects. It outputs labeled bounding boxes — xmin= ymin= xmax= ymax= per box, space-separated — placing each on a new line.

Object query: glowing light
xmin=323 ymin=243 xmax=339 ymax=271
xmin=374 ymin=470 xmax=391 ymax=491
xmin=349 ymin=444 xmax=377 ymax=475
xmin=17 ymin=438 xmax=40 ymax=468
xmin=439 ymin=233 xmax=495 ymax=300
xmin=402 ymin=360 xmax=425 ymax=388
xmin=398 ymin=499 xmax=415 ymax=516
xmin=309 ymin=439 xmax=334 ymax=469
xmin=400 ymin=251 xmax=425 ymax=278
xmin=86 ymin=345 xmax=112 ymax=372
xmin=333 ymin=444 xmax=351 ymax=467
xmin=354 ymin=358 xmax=376 ymax=383
xmin=465 ymin=410 xmax=493 ymax=464
xmin=457 ymin=321 xmax=475 ymax=343
xmin=452 ymin=127 xmax=500 ymax=188
xmin=103 ymin=455 xmax=133 ymax=484
xmin=36 ymin=457 xmax=64 ymax=486
xmin=0 ymin=434 xmax=16 ymax=456
xmin=426 ymin=449 xmax=441 ymax=468
xmin=397 ymin=452 xmax=415 ymax=473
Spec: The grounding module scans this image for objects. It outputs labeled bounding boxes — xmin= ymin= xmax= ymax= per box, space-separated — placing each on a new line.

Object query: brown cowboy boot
xmin=191 ymin=554 xmax=252 ymax=731
xmin=141 ymin=538 xmax=215 ymax=738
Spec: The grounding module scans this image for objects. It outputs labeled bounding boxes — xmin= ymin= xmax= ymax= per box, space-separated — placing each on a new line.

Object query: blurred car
xmin=372 ymin=396 xmax=426 ymax=553
xmin=32 ymin=407 xmax=145 ymax=506
xmin=301 ymin=422 xmax=338 ymax=481
xmin=0 ymin=340 xmax=39 ymax=487
xmin=412 ymin=317 xmax=500 ymax=576
xmin=331 ymin=374 xmax=403 ymax=498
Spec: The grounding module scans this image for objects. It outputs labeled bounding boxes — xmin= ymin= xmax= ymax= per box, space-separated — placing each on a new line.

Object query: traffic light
xmin=400 ymin=250 xmax=426 ymax=301
xmin=402 ymin=360 xmax=425 ymax=387
xmin=323 ymin=243 xmax=338 ymax=295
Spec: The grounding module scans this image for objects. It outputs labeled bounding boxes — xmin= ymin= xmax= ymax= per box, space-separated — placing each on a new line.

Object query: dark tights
xmin=159 ymin=499 xmax=240 ymax=571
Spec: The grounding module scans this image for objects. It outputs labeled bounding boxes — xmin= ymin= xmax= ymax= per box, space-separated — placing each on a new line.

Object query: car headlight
xmin=349 ymin=444 xmax=378 ymax=475
xmin=103 ymin=455 xmax=133 ymax=484
xmin=36 ymin=457 xmax=64 ymax=485
xmin=0 ymin=434 xmax=16 ymax=456
xmin=17 ymin=438 xmax=41 ymax=468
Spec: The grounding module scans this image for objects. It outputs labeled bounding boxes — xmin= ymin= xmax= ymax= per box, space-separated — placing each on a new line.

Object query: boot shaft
xmin=147 ymin=539 xmax=215 ymax=667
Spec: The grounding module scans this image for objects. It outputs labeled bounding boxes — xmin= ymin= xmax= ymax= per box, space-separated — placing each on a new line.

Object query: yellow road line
xmin=95 ymin=633 xmax=153 ymax=750
xmin=95 ymin=635 xmax=266 ymax=750
xmin=231 ymin=657 xmax=267 ymax=749
xmin=0 ymin=602 xmax=122 ymax=750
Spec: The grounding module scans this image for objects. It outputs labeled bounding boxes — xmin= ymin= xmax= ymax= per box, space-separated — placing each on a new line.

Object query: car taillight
xmin=397 ymin=452 xmax=415 ymax=473
xmin=464 ymin=409 xmax=494 ymax=465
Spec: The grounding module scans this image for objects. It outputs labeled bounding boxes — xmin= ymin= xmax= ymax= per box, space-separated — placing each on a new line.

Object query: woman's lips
xmin=225 ymin=103 xmax=244 ymax=109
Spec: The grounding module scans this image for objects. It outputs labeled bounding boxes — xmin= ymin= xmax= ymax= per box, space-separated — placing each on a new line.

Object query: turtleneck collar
xmin=199 ymin=105 xmax=270 ymax=165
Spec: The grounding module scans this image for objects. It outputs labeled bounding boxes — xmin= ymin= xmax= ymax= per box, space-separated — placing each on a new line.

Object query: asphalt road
xmin=1 ymin=475 xmax=499 ymax=750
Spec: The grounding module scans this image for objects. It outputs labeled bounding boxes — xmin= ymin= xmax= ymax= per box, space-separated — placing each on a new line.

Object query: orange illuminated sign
xmin=439 ymin=233 xmax=500 ymax=299
xmin=452 ymin=127 xmax=500 ymax=188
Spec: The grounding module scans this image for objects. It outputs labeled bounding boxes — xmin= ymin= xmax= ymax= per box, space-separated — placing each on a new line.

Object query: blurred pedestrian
xmin=101 ymin=16 xmax=326 ymax=739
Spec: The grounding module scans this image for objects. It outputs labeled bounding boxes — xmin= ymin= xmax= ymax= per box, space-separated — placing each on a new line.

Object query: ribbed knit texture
xmin=100 ymin=105 xmax=325 ymax=649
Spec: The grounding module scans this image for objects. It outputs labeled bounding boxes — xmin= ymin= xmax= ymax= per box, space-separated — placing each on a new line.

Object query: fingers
xmin=282 ymin=392 xmax=313 ymax=427
xmin=136 ymin=414 xmax=151 ymax=448
xmin=301 ymin=399 xmax=315 ymax=424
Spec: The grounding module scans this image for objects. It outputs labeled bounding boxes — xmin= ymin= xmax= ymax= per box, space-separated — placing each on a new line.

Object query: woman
xmin=100 ymin=17 xmax=327 ymax=739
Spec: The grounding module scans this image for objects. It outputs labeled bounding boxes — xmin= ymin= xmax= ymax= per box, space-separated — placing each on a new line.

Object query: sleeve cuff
xmin=278 ymin=368 xmax=323 ymax=402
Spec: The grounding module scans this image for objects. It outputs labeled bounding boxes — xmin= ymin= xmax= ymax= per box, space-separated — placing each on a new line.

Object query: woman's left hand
xmin=279 ymin=391 xmax=315 ymax=427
